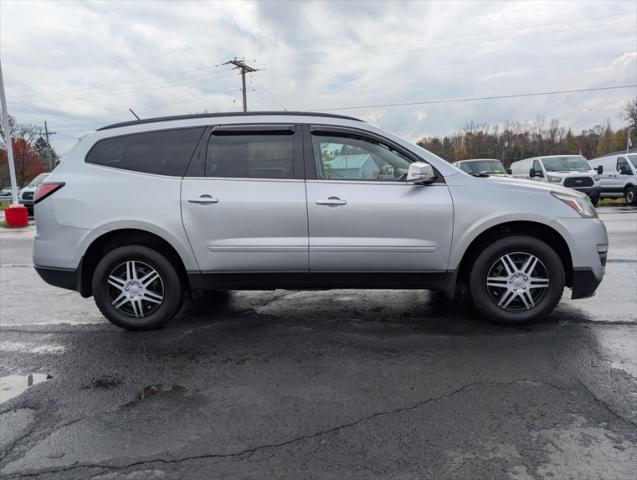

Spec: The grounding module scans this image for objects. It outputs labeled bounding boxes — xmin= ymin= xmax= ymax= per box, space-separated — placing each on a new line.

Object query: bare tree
xmin=622 ymin=97 xmax=637 ymax=129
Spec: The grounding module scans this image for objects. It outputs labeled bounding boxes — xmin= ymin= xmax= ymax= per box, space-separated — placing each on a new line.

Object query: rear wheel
xmin=469 ymin=236 xmax=565 ymax=324
xmin=625 ymin=186 xmax=636 ymax=205
xmin=92 ymin=245 xmax=184 ymax=330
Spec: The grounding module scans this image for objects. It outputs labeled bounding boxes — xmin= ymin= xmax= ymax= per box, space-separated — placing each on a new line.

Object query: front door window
xmin=312 ymin=134 xmax=412 ymax=182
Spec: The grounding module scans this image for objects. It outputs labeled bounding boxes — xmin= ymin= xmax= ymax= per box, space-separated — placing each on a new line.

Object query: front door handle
xmin=188 ymin=194 xmax=219 ymax=205
xmin=316 ymin=196 xmax=347 ymax=206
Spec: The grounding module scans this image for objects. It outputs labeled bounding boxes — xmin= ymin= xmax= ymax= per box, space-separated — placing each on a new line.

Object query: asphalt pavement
xmin=0 ymin=207 xmax=635 ymax=479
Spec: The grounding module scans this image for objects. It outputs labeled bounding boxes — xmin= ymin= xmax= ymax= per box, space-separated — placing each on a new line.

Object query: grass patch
xmin=598 ymin=198 xmax=626 ymax=206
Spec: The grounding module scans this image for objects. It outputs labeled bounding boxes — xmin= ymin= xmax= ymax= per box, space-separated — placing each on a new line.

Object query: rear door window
xmin=86 ymin=128 xmax=205 ymax=176
xmin=206 ymin=128 xmax=295 ymax=179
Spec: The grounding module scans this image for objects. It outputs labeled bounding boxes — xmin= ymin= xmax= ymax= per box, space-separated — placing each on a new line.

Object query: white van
xmin=588 ymin=153 xmax=637 ymax=205
xmin=510 ymin=155 xmax=602 ymax=205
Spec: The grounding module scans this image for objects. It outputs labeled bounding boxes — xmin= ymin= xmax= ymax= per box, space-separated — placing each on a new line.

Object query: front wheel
xmin=92 ymin=245 xmax=184 ymax=330
xmin=469 ymin=236 xmax=565 ymax=325
xmin=589 ymin=194 xmax=599 ymax=207
xmin=625 ymin=187 xmax=636 ymax=206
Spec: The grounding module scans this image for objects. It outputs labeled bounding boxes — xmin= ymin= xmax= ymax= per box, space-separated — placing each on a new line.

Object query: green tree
xmin=595 ymin=122 xmax=614 ymax=156
xmin=565 ymin=129 xmax=579 ymax=154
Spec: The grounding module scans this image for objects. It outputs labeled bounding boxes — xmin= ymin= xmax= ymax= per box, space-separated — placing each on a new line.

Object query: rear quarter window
xmin=86 ymin=128 xmax=205 ymax=176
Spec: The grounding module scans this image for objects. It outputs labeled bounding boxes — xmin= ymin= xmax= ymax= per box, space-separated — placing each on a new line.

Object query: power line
xmin=252 ymin=77 xmax=286 ymax=111
xmin=317 ymin=84 xmax=637 ymax=112
xmin=8 ymin=70 xmax=237 ymax=105
xmin=42 ymin=88 xmax=242 ymax=132
xmin=261 ymin=19 xmax=633 ymax=72
xmin=267 ymin=12 xmax=635 ymax=62
xmin=10 ymin=63 xmax=231 ymax=100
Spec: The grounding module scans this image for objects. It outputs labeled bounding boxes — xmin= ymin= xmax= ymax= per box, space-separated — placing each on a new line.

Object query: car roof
xmin=98 ymin=111 xmax=364 ymax=131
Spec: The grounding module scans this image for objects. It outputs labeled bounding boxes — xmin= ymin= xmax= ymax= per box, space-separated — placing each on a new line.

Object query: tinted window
xmin=86 ymin=128 xmax=204 ymax=176
xmin=617 ymin=157 xmax=631 ymax=174
xmin=206 ymin=132 xmax=294 ymax=179
xmin=312 ymin=134 xmax=411 ymax=181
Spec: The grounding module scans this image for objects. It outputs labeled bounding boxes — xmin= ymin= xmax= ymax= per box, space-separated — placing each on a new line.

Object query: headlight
xmin=552 ymin=192 xmax=597 ymax=218
xmin=547 ymin=175 xmax=562 ymax=183
xmin=594 ymin=175 xmax=600 ymax=181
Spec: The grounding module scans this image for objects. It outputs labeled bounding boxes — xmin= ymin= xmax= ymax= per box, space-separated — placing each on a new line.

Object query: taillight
xmin=34 ymin=182 xmax=65 ymax=204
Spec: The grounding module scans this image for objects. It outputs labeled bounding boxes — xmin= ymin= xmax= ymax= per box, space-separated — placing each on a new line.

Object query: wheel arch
xmin=79 ymin=228 xmax=191 ymax=297
xmin=455 ymin=221 xmax=574 ymax=292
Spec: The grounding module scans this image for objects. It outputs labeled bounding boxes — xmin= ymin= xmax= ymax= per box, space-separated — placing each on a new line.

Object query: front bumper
xmin=550 ymin=216 xmax=607 ymax=299
xmin=571 ymin=268 xmax=603 ymax=299
xmin=570 ymin=185 xmax=601 ymax=198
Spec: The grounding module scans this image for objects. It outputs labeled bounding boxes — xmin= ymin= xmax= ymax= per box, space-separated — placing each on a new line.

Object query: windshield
xmin=628 ymin=154 xmax=637 ymax=170
xmin=542 ymin=156 xmax=590 ymax=172
xmin=459 ymin=160 xmax=505 ymax=174
xmin=27 ymin=173 xmax=49 ymax=187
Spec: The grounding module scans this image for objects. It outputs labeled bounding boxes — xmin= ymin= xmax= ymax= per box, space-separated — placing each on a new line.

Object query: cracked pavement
xmin=0 ymin=207 xmax=636 ymax=479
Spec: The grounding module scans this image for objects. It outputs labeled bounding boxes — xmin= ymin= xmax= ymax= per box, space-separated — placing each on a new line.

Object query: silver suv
xmin=33 ymin=112 xmax=608 ymax=330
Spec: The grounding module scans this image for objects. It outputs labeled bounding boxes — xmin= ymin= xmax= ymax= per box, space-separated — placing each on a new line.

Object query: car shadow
xmin=171 ymin=289 xmax=562 ymax=337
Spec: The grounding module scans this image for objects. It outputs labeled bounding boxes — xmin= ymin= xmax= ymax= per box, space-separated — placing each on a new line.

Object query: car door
xmin=615 ymin=157 xmax=633 ymax=190
xmin=181 ymin=124 xmax=308 ymax=273
xmin=595 ymin=158 xmax=613 ymax=191
xmin=304 ymin=125 xmax=453 ymax=273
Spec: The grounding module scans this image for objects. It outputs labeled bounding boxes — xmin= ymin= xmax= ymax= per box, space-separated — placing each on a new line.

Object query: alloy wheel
xmin=106 ymin=260 xmax=164 ymax=318
xmin=486 ymin=252 xmax=550 ymax=311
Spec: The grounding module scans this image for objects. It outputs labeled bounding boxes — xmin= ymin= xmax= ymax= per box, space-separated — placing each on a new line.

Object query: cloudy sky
xmin=1 ymin=0 xmax=636 ymax=157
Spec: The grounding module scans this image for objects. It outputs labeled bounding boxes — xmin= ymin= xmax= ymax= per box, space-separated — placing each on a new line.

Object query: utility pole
xmin=224 ymin=58 xmax=257 ymax=112
xmin=43 ymin=121 xmax=57 ymax=170
xmin=0 ymin=60 xmax=19 ymax=206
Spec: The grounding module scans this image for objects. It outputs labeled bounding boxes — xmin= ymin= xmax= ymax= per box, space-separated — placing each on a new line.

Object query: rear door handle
xmin=315 ymin=196 xmax=347 ymax=206
xmin=188 ymin=194 xmax=219 ymax=205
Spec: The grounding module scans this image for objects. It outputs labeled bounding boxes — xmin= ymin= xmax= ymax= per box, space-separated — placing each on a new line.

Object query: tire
xmin=625 ymin=186 xmax=636 ymax=206
xmin=92 ymin=245 xmax=184 ymax=330
xmin=589 ymin=194 xmax=599 ymax=207
xmin=469 ymin=235 xmax=565 ymax=325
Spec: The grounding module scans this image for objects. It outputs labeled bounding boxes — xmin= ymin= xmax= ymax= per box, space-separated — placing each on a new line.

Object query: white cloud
xmin=1 ymin=0 xmax=635 ymax=155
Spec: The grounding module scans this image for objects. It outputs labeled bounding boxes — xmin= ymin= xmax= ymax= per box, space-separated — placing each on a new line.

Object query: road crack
xmin=4 ymin=378 xmax=613 ymax=478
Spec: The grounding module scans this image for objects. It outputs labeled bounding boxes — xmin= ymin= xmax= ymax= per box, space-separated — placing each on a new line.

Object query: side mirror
xmin=597 ymin=165 xmax=603 ymax=175
xmin=529 ymin=168 xmax=537 ymax=178
xmin=407 ymin=162 xmax=436 ymax=184
xmin=506 ymin=168 xmax=512 ymax=175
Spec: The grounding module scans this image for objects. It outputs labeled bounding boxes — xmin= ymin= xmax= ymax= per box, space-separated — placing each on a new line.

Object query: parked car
xmin=588 ymin=153 xmax=637 ymax=205
xmin=0 ymin=186 xmax=19 ymax=201
xmin=33 ymin=112 xmax=607 ymax=330
xmin=510 ymin=155 xmax=602 ymax=205
xmin=454 ymin=158 xmax=511 ymax=176
xmin=19 ymin=173 xmax=50 ymax=215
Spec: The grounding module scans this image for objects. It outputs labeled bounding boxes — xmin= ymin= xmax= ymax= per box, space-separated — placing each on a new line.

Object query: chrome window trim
xmin=305 ymin=179 xmax=444 ymax=186
xmin=185 ymin=176 xmax=304 ymax=183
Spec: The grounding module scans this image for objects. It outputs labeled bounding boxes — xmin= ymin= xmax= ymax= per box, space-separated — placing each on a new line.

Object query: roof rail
xmin=97 ymin=111 xmax=364 ymax=131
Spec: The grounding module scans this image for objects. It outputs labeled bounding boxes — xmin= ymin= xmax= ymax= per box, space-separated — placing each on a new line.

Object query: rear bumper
xmin=571 ymin=268 xmax=603 ymax=299
xmin=34 ymin=266 xmax=79 ymax=292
